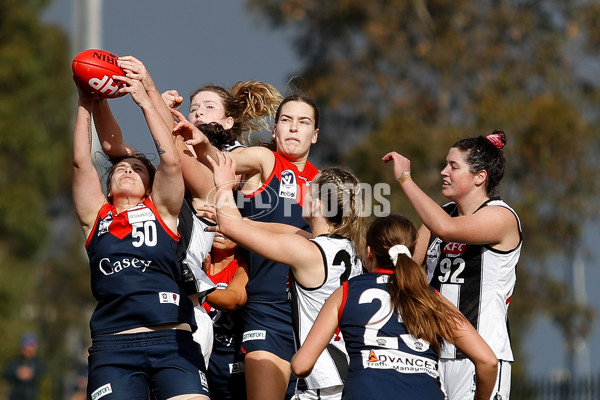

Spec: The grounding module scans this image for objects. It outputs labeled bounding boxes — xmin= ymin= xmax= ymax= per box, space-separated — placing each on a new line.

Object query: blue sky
xmin=43 ymin=0 xmax=599 ymax=378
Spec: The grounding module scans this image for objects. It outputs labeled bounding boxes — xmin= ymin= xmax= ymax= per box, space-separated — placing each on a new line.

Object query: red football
xmin=72 ymin=49 xmax=125 ymax=98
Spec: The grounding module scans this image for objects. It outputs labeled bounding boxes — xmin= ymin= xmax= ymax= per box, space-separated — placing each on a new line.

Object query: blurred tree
xmin=0 ymin=0 xmax=92 ymax=397
xmin=248 ymin=0 xmax=600 ymax=379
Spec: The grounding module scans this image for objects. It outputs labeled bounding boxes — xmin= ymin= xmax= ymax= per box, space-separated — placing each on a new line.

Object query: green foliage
xmin=0 ymin=0 xmax=93 ymax=396
xmin=0 ymin=0 xmax=73 ymax=257
xmin=249 ymin=0 xmax=600 ymax=377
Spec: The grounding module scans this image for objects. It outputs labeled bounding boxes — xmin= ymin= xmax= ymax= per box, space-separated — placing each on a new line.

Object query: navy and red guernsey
xmin=239 ymin=151 xmax=318 ymax=301
xmin=338 ymin=270 xmax=444 ymax=400
xmin=237 ymin=151 xmax=318 ymax=362
xmin=86 ymin=197 xmax=196 ymax=337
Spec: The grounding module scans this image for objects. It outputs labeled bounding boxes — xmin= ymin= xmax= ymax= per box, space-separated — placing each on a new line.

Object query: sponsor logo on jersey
xmin=279 ymin=169 xmax=297 ymax=199
xmin=427 ymin=238 xmax=442 ymax=260
xmin=98 ymin=257 xmax=152 ymax=275
xmin=128 ymin=207 xmax=156 ymax=224
xmin=91 ymin=383 xmax=112 ymax=400
xmin=230 ymin=361 xmax=245 ymax=374
xmin=376 ymin=275 xmax=389 ymax=284
xmin=242 ymin=330 xmax=266 ymax=342
xmin=98 ymin=212 xmax=113 ymax=236
xmin=159 ymin=292 xmax=180 ymax=306
xmin=361 ymin=349 xmax=439 ymax=378
xmin=368 ymin=350 xmax=378 ymax=362
xmin=442 ymin=242 xmax=466 ymax=256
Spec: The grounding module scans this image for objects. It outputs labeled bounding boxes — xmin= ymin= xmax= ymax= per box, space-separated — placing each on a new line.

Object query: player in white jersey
xmin=383 ymin=130 xmax=521 ymax=400
xmin=202 ymin=154 xmax=365 ymax=400
xmin=291 ymin=234 xmax=363 ymax=399
xmin=291 ymin=214 xmax=498 ymax=400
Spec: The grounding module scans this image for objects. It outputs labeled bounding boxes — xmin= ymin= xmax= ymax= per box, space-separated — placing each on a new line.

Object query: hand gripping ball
xmin=72 ymin=49 xmax=125 ymax=98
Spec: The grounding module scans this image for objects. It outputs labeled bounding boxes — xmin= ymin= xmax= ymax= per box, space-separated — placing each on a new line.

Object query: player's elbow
xmin=291 ymin=354 xmax=313 ymax=379
xmin=476 ymin=352 xmax=498 ymax=379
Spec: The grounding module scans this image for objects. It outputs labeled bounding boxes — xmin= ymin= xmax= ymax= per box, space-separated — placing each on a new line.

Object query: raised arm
xmin=291 ymin=286 xmax=343 ymax=378
xmin=72 ymin=87 xmax=108 ymax=238
xmin=171 ymin=108 xmax=275 ymax=178
xmin=382 ymin=151 xmax=518 ymax=247
xmin=92 ymin=98 xmax=136 ymax=158
xmin=95 ymin=56 xmax=177 ymax=159
xmin=113 ymin=75 xmax=184 ymax=227
xmin=117 ymin=56 xmax=178 ymax=131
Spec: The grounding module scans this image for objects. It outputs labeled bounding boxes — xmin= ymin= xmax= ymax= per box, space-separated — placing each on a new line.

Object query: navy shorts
xmin=240 ymin=300 xmax=295 ymax=362
xmin=207 ymin=349 xmax=246 ymax=400
xmin=88 ymin=330 xmax=210 ymax=400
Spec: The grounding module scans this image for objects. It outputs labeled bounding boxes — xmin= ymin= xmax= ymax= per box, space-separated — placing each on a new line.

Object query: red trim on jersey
xmin=373 ymin=268 xmax=394 ymax=274
xmin=202 ymin=259 xmax=240 ymax=313
xmin=338 ymin=281 xmax=349 ymax=322
xmin=506 ymin=295 xmax=512 ymax=304
xmin=85 ymin=197 xmax=179 ymax=249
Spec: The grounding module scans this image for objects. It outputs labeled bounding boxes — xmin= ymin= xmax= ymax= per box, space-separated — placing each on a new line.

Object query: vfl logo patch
xmin=279 ymin=170 xmax=297 ymax=199
xmin=159 ymin=292 xmax=180 ymax=306
xmin=91 ymin=383 xmax=112 ymax=400
xmin=242 ymin=330 xmax=266 ymax=342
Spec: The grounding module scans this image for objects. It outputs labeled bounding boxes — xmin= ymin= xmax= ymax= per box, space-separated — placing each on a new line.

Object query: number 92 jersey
xmin=425 ymin=198 xmax=522 ymax=361
xmin=86 ymin=198 xmax=196 ymax=337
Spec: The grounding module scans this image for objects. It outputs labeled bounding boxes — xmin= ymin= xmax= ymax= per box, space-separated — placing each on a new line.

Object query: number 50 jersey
xmin=86 ymin=198 xmax=196 ymax=337
xmin=426 ymin=198 xmax=522 ymax=361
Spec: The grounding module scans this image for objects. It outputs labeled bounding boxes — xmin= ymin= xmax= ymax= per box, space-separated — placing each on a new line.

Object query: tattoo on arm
xmin=86 ymin=117 xmax=92 ymax=144
xmin=154 ymin=139 xmax=166 ymax=155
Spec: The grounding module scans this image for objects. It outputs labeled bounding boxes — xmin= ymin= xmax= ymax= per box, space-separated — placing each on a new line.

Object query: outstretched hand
xmin=382 ymin=151 xmax=411 ymax=181
xmin=171 ymin=108 xmax=209 ymax=146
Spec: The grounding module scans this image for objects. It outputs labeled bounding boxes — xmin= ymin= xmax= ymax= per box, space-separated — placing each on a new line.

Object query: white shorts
xmin=192 ymin=305 xmax=214 ymax=370
xmin=292 ymin=385 xmax=343 ymax=400
xmin=439 ymin=358 xmax=511 ymax=400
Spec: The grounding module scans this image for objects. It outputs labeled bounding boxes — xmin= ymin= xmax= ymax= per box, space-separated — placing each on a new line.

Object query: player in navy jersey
xmin=72 ymin=68 xmax=209 ymax=399
xmin=383 ymin=130 xmax=521 ymax=400
xmin=201 ymin=233 xmax=249 ymax=400
xmin=179 ymin=95 xmax=321 ymax=400
xmin=94 ymin=56 xmax=281 ymax=370
xmin=291 ymin=215 xmax=498 ymax=400
xmin=201 ymin=156 xmax=364 ymax=400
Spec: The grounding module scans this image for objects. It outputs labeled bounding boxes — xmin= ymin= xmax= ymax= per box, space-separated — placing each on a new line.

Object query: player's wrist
xmin=396 ymin=171 xmax=412 ymax=184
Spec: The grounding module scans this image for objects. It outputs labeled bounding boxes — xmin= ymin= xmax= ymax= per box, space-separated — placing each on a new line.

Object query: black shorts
xmin=207 ymin=349 xmax=246 ymax=400
xmin=88 ymin=330 xmax=210 ymax=400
